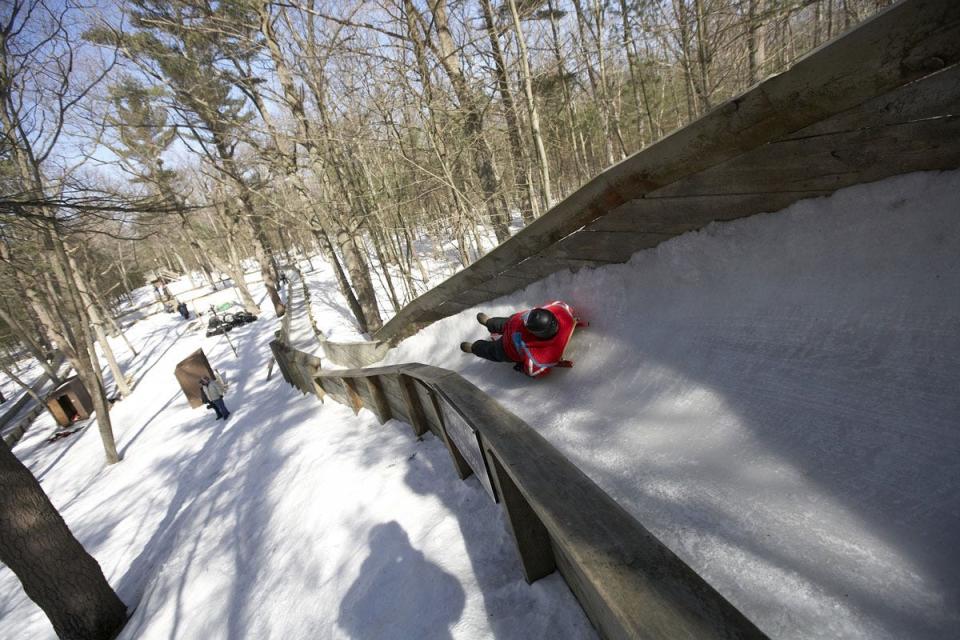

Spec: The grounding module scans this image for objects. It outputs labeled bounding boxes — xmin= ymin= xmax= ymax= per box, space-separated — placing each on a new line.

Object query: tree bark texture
xmin=0 ymin=441 xmax=127 ymax=640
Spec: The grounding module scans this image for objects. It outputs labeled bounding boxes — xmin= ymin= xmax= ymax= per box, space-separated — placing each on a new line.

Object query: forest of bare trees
xmin=1 ymin=0 xmax=897 ymax=456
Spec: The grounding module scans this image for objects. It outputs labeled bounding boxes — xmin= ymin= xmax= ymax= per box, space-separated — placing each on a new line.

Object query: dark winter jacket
xmin=501 ymin=301 xmax=577 ymax=377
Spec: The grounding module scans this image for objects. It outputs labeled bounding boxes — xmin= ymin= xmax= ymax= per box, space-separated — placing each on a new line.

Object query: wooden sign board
xmin=174 ymin=349 xmax=215 ymax=408
xmin=438 ymin=397 xmax=497 ymax=503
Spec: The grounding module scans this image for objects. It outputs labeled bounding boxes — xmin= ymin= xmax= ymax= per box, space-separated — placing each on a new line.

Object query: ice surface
xmin=381 ymin=170 xmax=960 ymax=639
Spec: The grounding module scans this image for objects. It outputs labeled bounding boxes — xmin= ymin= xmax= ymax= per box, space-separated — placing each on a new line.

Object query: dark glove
xmin=513 ymin=362 xmax=523 ymax=373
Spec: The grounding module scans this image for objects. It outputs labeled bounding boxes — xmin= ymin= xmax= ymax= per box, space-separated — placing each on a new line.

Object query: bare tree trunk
xmin=67 ymin=252 xmax=131 ymax=398
xmin=405 ymin=0 xmax=510 ymax=242
xmin=672 ymin=0 xmax=700 ymax=120
xmin=25 ymin=237 xmax=121 ymax=464
xmin=0 ymin=306 xmax=60 ymax=386
xmin=312 ymin=225 xmax=369 ymax=334
xmin=481 ymin=0 xmax=536 ymax=224
xmin=507 ymin=0 xmax=553 ymax=209
xmin=619 ymin=0 xmax=656 ymax=144
xmin=747 ymin=0 xmax=767 ymax=83
xmin=547 ymin=0 xmax=589 ymax=181
xmin=85 ymin=275 xmax=138 ymax=357
xmin=0 ymin=363 xmax=44 ymax=403
xmin=0 ymin=440 xmax=128 ymax=640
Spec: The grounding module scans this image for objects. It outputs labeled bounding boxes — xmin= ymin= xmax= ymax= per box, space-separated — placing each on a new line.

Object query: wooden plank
xmin=321 ymin=339 xmax=390 ymax=369
xmin=318 ymin=377 xmax=350 ymax=407
xmin=472 ymin=272 xmax=539 ymax=298
xmin=407 ymin=375 xmax=469 ymax=472
xmin=434 ymin=299 xmax=475 ymax=314
xmin=377 ymin=374 xmax=418 ymax=429
xmin=436 ymin=406 xmax=473 ymax=481
xmin=399 ymin=375 xmax=430 ymax=437
xmin=411 ymin=379 xmax=445 ymax=438
xmin=783 ymin=62 xmax=960 ymax=139
xmin=341 ymin=378 xmax=364 ymax=415
xmin=361 ymin=376 xmax=391 ymax=423
xmin=544 ymin=230 xmax=673 ymax=264
xmin=436 ymin=394 xmax=498 ymax=502
xmin=486 ymin=450 xmax=557 ymax=583
xmin=650 ymin=115 xmax=960 ymax=198
xmin=310 ymin=377 xmax=325 ymax=402
xmin=380 ymin=383 xmax=412 ymax=426
xmin=510 ymin=256 xmax=606 ymax=283
xmin=587 ymin=191 xmax=833 ymax=233
xmin=269 ymin=341 xmax=294 ymax=386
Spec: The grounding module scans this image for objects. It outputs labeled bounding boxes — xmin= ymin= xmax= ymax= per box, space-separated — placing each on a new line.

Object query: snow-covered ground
xmin=1 ymin=276 xmax=594 ymax=639
xmin=373 ymin=170 xmax=960 ymax=639
xmin=5 ymin=170 xmax=957 ymax=639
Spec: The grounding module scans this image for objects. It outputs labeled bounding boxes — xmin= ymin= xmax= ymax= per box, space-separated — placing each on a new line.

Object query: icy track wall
xmin=320 ymin=0 xmax=960 ymax=368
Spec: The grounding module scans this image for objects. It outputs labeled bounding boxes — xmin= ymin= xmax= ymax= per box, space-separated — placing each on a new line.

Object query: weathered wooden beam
xmin=399 ymin=375 xmax=429 ymax=437
xmin=486 ymin=450 xmax=557 ymax=584
xmin=341 ymin=378 xmax=364 ymax=415
xmin=509 ymin=256 xmax=606 ymax=283
xmin=782 ymin=62 xmax=960 ymax=139
xmin=651 ymin=116 xmax=960 ymax=198
xmin=544 ymin=231 xmax=672 ymax=264
xmin=363 ymin=376 xmax=392 ymax=423
xmin=587 ymin=191 xmax=833 ymax=233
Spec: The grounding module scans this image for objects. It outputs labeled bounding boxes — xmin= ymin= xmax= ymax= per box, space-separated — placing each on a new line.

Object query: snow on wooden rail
xmin=319 ymin=0 xmax=960 ymax=368
xmin=270 ymin=341 xmax=767 ymax=640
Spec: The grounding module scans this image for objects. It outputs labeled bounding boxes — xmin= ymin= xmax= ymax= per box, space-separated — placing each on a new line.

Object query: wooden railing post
xmin=364 ymin=376 xmax=392 ymax=423
xmin=398 ymin=375 xmax=429 ymax=437
xmin=341 ymin=378 xmax=364 ymax=415
xmin=486 ymin=450 xmax=556 ymax=584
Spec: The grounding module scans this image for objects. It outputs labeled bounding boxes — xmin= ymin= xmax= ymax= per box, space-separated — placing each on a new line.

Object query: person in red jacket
xmin=459 ymin=301 xmax=584 ymax=377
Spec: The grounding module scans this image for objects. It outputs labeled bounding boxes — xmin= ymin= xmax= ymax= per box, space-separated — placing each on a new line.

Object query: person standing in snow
xmin=459 ymin=301 xmax=584 ymax=378
xmin=200 ymin=375 xmax=230 ymax=420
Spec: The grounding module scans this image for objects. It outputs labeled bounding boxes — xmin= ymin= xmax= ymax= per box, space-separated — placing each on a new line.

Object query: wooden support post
xmin=364 ymin=376 xmax=392 ymax=424
xmin=311 ymin=377 xmax=325 ymax=402
xmin=487 ymin=450 xmax=557 ymax=584
xmin=422 ymin=385 xmax=472 ymax=480
xmin=342 ymin=378 xmax=364 ymax=415
xmin=399 ymin=375 xmax=429 ymax=437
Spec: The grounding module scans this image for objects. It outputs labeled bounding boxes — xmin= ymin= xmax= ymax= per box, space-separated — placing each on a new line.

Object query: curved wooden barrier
xmin=272 ymin=342 xmax=767 ymax=639
xmin=273 ymin=1 xmax=960 ymax=633
xmin=320 ymin=0 xmax=960 ymax=368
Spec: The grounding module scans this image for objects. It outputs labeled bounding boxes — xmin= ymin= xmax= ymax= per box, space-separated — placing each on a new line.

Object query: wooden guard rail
xmin=319 ymin=0 xmax=960 ymax=368
xmin=271 ymin=341 xmax=766 ymax=639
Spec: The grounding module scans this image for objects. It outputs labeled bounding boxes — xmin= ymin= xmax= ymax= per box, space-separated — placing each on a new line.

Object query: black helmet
xmin=525 ymin=308 xmax=558 ymax=339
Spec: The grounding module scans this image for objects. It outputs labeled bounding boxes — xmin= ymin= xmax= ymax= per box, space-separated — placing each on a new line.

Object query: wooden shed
xmin=46 ymin=377 xmax=94 ymax=427
xmin=174 ymin=349 xmax=215 ymax=408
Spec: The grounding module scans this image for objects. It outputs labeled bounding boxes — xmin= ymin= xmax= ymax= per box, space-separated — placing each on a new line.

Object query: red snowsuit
xmin=501 ymin=301 xmax=577 ymax=378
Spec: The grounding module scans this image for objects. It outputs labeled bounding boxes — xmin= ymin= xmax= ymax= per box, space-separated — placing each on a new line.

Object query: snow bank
xmin=382 ymin=170 xmax=960 ymax=639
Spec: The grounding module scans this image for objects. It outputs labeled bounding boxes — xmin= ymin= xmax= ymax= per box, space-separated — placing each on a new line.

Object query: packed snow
xmin=4 ymin=170 xmax=958 ymax=639
xmin=375 ymin=170 xmax=960 ymax=639
xmin=0 ymin=279 xmax=595 ymax=638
